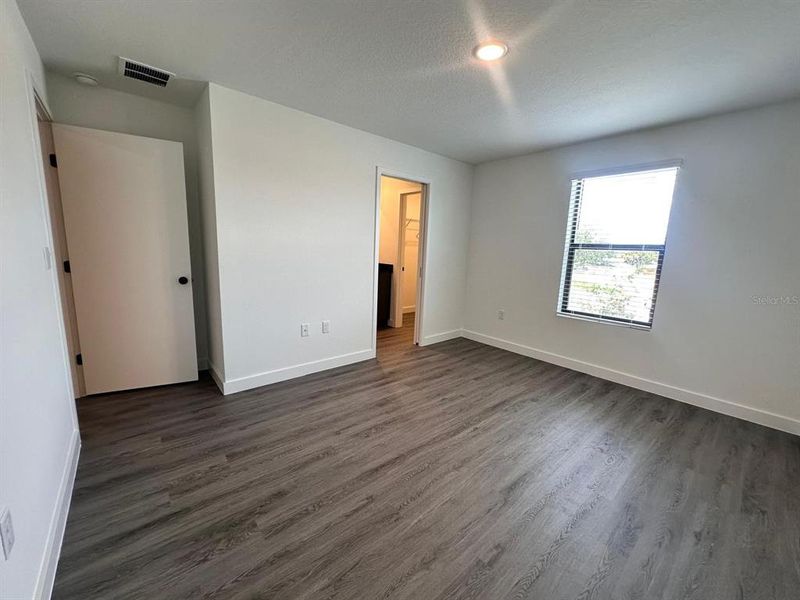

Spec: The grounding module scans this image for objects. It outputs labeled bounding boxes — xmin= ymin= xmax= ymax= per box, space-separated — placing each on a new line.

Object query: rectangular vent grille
xmin=118 ymin=57 xmax=174 ymax=87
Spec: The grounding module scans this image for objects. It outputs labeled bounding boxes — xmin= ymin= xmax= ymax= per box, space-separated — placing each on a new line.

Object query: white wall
xmin=0 ymin=0 xmax=80 ymax=597
xmin=464 ymin=100 xmax=800 ymax=434
xmin=194 ymin=87 xmax=225 ymax=382
xmin=45 ymin=72 xmax=208 ymax=368
xmin=378 ymin=176 xmax=421 ymax=266
xmin=402 ymin=193 xmax=421 ymax=312
xmin=201 ymin=83 xmax=472 ymax=392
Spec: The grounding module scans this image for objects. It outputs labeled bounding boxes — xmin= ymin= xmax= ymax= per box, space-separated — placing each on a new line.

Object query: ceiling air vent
xmin=118 ymin=57 xmax=174 ymax=87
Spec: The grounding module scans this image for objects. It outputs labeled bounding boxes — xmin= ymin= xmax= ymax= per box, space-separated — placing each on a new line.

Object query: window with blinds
xmin=557 ymin=165 xmax=679 ymax=328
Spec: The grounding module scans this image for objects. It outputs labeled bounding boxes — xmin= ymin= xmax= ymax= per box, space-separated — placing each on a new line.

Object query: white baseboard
xmin=221 ymin=349 xmax=375 ymax=395
xmin=420 ymin=329 xmax=463 ymax=346
xmin=402 ymin=306 xmax=416 ymax=314
xmin=462 ymin=329 xmax=800 ymax=437
xmin=35 ymin=428 xmax=80 ymax=600
xmin=197 ymin=356 xmax=208 ymax=371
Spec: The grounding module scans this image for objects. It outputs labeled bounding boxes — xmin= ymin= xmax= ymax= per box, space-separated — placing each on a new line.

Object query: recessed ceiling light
xmin=473 ymin=40 xmax=508 ymax=62
xmin=73 ymin=72 xmax=99 ymax=86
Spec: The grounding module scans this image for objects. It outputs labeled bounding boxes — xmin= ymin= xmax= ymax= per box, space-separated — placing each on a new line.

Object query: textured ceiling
xmin=18 ymin=0 xmax=800 ymax=164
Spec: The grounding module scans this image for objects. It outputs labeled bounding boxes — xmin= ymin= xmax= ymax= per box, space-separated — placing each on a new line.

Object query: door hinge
xmin=49 ymin=153 xmax=58 ymax=168
xmin=76 ymin=353 xmax=83 ymax=366
xmin=63 ymin=260 xmax=71 ymax=273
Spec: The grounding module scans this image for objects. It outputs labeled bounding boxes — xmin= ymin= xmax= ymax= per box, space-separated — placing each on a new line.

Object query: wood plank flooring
xmin=53 ymin=314 xmax=800 ymax=599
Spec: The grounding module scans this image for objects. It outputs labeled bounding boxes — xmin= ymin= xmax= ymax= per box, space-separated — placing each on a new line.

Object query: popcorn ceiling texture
xmin=17 ymin=0 xmax=800 ymax=163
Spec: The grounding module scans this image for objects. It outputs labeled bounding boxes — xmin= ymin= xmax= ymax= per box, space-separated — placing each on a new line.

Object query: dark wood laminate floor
xmin=54 ymin=314 xmax=800 ymax=599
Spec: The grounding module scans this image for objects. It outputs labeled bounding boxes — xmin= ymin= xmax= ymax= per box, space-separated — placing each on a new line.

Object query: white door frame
xmin=25 ymin=72 xmax=81 ymax=411
xmin=36 ymin=118 xmax=86 ymax=398
xmin=372 ymin=167 xmax=431 ymax=350
xmin=395 ymin=191 xmax=422 ymax=327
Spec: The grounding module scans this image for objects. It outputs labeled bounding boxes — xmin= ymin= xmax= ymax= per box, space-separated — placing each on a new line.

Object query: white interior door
xmin=52 ymin=124 xmax=197 ymax=394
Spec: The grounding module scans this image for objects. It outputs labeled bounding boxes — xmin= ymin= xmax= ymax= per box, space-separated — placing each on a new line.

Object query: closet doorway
xmin=375 ymin=173 xmax=428 ymax=348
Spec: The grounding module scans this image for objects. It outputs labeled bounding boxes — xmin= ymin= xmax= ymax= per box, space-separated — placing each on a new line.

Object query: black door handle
xmin=178 ymin=276 xmax=189 ymax=285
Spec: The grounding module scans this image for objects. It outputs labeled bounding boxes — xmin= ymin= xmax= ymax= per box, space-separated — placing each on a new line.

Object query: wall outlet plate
xmin=497 ymin=309 xmax=505 ymax=320
xmin=322 ymin=320 xmax=330 ymax=334
xmin=0 ymin=507 xmax=14 ymax=560
xmin=301 ymin=323 xmax=310 ymax=337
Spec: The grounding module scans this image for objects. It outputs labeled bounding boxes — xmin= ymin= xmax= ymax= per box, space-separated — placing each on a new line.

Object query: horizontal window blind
xmin=558 ymin=166 xmax=679 ymax=328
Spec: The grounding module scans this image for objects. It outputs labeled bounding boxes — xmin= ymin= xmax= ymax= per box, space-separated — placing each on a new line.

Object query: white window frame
xmin=556 ymin=160 xmax=682 ymax=330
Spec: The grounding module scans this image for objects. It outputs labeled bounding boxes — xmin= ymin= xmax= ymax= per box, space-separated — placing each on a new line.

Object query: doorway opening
xmin=376 ymin=173 xmax=428 ymax=351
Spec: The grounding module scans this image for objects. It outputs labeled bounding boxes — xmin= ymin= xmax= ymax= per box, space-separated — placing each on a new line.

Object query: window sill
xmin=556 ymin=311 xmax=652 ymax=331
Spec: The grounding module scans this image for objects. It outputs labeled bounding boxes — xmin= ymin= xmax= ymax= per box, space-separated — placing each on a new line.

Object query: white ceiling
xmin=18 ymin=0 xmax=800 ymax=164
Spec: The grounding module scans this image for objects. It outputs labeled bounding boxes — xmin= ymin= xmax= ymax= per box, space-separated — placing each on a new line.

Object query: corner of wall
xmin=461 ymin=162 xmax=479 ymax=330
xmin=193 ymin=85 xmax=226 ymax=387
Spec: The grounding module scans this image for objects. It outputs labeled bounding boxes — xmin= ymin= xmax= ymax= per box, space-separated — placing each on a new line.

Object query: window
xmin=557 ymin=165 xmax=679 ymax=328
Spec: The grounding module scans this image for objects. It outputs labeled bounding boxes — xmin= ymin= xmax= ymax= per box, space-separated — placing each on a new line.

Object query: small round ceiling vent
xmin=73 ymin=72 xmax=98 ymax=86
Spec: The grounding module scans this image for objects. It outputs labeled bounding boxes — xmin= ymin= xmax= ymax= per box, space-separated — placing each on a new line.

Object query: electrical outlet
xmin=300 ymin=323 xmax=310 ymax=337
xmin=322 ymin=320 xmax=330 ymax=334
xmin=0 ymin=508 xmax=14 ymax=560
xmin=497 ymin=309 xmax=505 ymax=320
